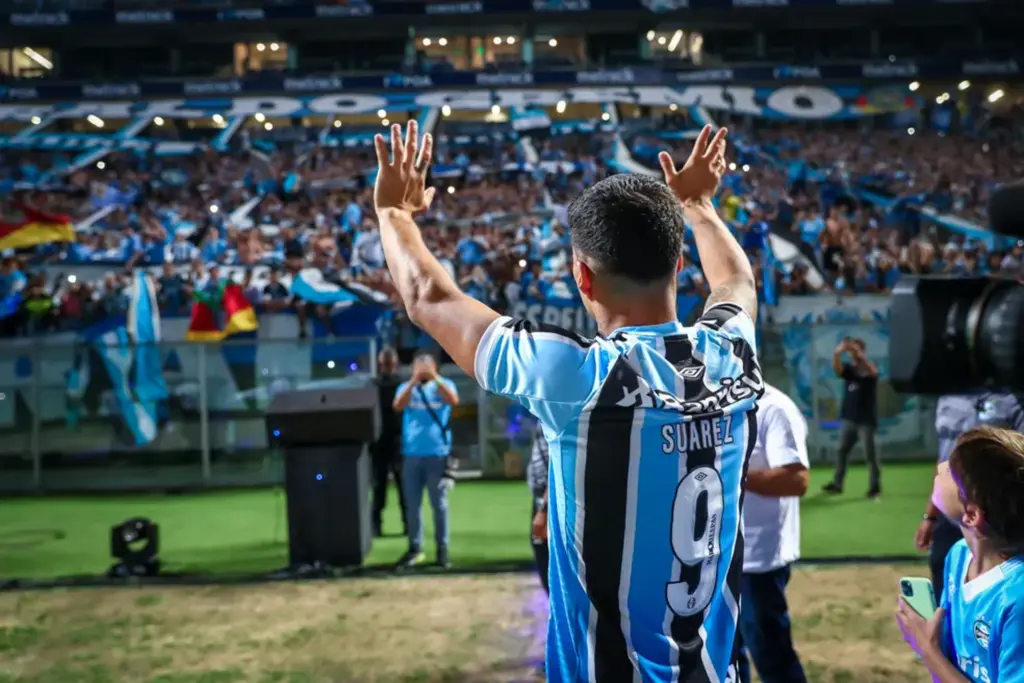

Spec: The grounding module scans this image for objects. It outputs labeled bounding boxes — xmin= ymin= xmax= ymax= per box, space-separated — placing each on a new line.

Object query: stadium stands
xmin=2 ymin=103 xmax=1021 ymax=342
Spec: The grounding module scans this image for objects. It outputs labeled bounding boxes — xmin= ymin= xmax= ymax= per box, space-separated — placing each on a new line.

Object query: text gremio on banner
xmin=0 ymin=85 xmax=866 ymax=122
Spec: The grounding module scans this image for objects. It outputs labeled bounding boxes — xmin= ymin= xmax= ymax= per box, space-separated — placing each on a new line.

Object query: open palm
xmin=658 ymin=124 xmax=728 ymax=206
xmin=373 ymin=120 xmax=436 ymax=215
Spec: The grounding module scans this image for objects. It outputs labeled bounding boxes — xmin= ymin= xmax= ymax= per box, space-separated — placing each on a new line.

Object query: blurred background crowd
xmin=2 ymin=103 xmax=1023 ymax=339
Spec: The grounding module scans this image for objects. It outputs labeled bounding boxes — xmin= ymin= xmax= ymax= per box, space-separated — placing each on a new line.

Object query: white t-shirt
xmin=743 ymin=384 xmax=809 ymax=574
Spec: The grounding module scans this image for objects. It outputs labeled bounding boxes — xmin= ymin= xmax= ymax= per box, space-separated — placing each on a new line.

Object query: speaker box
xmin=283 ymin=444 xmax=372 ymax=568
xmin=265 ymin=386 xmax=380 ymax=568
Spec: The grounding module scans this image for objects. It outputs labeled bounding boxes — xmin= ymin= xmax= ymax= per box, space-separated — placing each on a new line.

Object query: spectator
xmin=823 ymin=337 xmax=882 ymax=499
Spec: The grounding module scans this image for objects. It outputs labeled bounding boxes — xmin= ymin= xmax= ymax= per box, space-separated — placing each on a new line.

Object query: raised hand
xmin=373 ymin=120 xmax=436 ymax=215
xmin=658 ymin=124 xmax=729 ymax=206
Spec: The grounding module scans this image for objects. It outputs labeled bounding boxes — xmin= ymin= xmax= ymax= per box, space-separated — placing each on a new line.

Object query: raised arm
xmin=659 ymin=126 xmax=757 ymax=320
xmin=832 ymin=341 xmax=847 ymax=377
xmin=373 ymin=122 xmax=500 ymax=380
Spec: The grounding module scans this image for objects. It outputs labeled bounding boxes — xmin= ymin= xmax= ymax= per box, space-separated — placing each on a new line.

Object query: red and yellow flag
xmin=0 ymin=203 xmax=76 ymax=251
xmin=186 ymin=283 xmax=259 ymax=342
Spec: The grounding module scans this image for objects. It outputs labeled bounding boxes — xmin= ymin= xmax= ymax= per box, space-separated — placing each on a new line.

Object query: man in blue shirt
xmin=392 ymin=351 xmax=460 ymax=569
xmin=373 ymin=121 xmax=761 ymax=682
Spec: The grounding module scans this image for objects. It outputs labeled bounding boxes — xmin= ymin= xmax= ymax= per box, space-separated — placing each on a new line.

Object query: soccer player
xmin=373 ymin=121 xmax=762 ymax=682
xmin=897 ymin=427 xmax=1024 ymax=683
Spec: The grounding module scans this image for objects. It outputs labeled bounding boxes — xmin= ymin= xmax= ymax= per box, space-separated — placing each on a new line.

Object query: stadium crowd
xmin=0 ymin=116 xmax=1020 ymax=338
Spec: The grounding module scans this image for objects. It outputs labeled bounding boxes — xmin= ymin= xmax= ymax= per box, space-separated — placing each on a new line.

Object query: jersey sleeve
xmin=473 ymin=316 xmax=605 ymax=432
xmin=442 ymin=378 xmax=459 ymax=402
xmin=695 ymin=302 xmax=757 ymax=353
xmin=761 ymin=404 xmax=809 ymax=470
xmin=395 ymin=381 xmax=410 ymax=406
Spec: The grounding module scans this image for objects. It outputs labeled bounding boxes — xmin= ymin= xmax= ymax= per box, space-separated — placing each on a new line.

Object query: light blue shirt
xmin=399 ymin=378 xmax=458 ymax=457
xmin=941 ymin=540 xmax=1024 ymax=683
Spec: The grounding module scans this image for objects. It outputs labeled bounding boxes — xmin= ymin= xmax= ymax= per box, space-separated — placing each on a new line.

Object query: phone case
xmin=900 ymin=577 xmax=937 ymax=619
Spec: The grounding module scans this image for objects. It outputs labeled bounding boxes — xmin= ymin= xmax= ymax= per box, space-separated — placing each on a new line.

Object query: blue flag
xmin=761 ymin=245 xmax=779 ymax=307
xmin=290 ymin=268 xmax=389 ymax=308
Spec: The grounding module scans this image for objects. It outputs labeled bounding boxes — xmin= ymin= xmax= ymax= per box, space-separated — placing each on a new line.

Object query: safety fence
xmin=0 ymin=319 xmax=937 ymax=494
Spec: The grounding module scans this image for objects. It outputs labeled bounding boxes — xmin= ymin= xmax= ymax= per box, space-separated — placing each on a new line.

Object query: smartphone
xmin=900 ymin=577 xmax=937 ymax=620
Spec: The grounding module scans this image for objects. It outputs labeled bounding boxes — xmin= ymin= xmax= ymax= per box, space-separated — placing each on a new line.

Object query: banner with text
xmin=0 ymin=0 xmax=999 ymax=30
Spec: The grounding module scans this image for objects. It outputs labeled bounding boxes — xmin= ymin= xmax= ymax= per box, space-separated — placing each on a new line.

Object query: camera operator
xmin=371 ymin=347 xmax=406 ymax=538
xmin=916 ymin=391 xmax=1024 ymax=599
xmin=392 ymin=351 xmax=459 ymax=570
xmin=823 ymin=337 xmax=882 ymax=499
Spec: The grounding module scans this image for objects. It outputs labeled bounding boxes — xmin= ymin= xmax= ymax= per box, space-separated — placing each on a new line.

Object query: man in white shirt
xmin=738 ymin=383 xmax=810 ymax=683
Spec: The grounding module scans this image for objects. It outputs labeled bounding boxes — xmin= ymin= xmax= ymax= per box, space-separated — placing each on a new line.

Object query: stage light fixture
xmin=108 ymin=517 xmax=161 ymax=578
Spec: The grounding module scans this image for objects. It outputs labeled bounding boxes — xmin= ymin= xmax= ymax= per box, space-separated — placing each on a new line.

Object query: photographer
xmin=916 ymin=392 xmax=1024 ymax=599
xmin=823 ymin=337 xmax=882 ymax=499
xmin=392 ymin=351 xmax=459 ymax=570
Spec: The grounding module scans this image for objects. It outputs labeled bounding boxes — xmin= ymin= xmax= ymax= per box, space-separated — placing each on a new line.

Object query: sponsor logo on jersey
xmin=616 ymin=364 xmax=763 ymax=415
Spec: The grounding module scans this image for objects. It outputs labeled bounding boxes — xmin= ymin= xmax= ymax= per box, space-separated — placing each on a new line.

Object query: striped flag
xmin=186 ymin=282 xmax=259 ymax=342
xmin=290 ymin=268 xmax=389 ymax=308
xmin=127 ymin=271 xmax=168 ymax=443
xmin=0 ymin=202 xmax=75 ymax=251
xmin=760 ymin=245 xmax=779 ymax=308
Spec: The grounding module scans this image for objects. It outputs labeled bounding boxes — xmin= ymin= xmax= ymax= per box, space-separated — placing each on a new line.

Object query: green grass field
xmin=0 ymin=462 xmax=935 ymax=580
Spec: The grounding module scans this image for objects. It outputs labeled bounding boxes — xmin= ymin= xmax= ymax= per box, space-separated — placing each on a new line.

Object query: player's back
xmin=474 ymin=303 xmax=763 ymax=683
xmin=942 ymin=540 xmax=1024 ymax=683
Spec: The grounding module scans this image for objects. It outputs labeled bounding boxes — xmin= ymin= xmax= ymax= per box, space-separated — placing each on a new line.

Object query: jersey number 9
xmin=666 ymin=466 xmax=724 ymax=617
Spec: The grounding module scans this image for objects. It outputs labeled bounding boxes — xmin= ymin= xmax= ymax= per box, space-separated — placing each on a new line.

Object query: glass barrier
xmin=0 ymin=336 xmax=377 ymax=493
xmin=0 ymin=320 xmax=942 ymax=493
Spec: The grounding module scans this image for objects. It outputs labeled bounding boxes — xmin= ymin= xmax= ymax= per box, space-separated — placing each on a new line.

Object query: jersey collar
xmin=604 ymin=320 xmax=686 ymax=339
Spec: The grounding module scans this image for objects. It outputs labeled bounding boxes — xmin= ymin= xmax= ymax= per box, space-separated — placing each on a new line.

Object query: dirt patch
xmin=0 ymin=566 xmax=932 ymax=683
xmin=786 ymin=564 xmax=930 ymax=683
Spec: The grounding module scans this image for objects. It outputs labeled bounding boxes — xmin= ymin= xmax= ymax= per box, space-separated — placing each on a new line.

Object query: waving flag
xmin=127 ymin=271 xmax=169 ymax=443
xmin=186 ymin=282 xmax=259 ymax=341
xmin=0 ymin=202 xmax=75 ymax=251
xmin=290 ymin=268 xmax=389 ymax=308
xmin=760 ymin=244 xmax=779 ymax=307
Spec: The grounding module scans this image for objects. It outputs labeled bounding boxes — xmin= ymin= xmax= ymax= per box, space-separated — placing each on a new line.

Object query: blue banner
xmin=0 ymin=58 xmax=1019 ymax=103
xmin=0 ymin=0 xmax=999 ymax=29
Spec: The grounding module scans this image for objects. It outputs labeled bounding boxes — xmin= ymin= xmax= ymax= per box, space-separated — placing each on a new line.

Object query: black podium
xmin=265 ymin=385 xmax=379 ymax=569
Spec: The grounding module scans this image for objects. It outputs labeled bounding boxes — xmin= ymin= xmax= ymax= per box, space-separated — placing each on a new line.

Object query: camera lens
xmin=890 ymin=276 xmax=1024 ymax=394
xmin=901 ymin=580 xmax=912 ymax=596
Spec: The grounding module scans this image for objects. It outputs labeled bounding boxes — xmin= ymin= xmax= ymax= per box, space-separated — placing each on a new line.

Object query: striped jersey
xmin=935 ymin=393 xmax=1024 ymax=463
xmin=474 ymin=303 xmax=763 ymax=683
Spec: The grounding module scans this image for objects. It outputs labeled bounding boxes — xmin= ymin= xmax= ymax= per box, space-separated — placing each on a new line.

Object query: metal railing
xmin=0 ymin=320 xmax=938 ymax=494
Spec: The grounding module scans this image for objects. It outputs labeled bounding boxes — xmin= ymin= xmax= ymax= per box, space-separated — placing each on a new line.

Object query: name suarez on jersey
xmin=661 ymin=415 xmax=734 ymax=454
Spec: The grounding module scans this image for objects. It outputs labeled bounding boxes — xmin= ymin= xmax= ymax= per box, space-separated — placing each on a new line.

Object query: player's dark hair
xmin=950 ymin=426 xmax=1024 ymax=556
xmin=567 ymin=174 xmax=685 ymax=285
